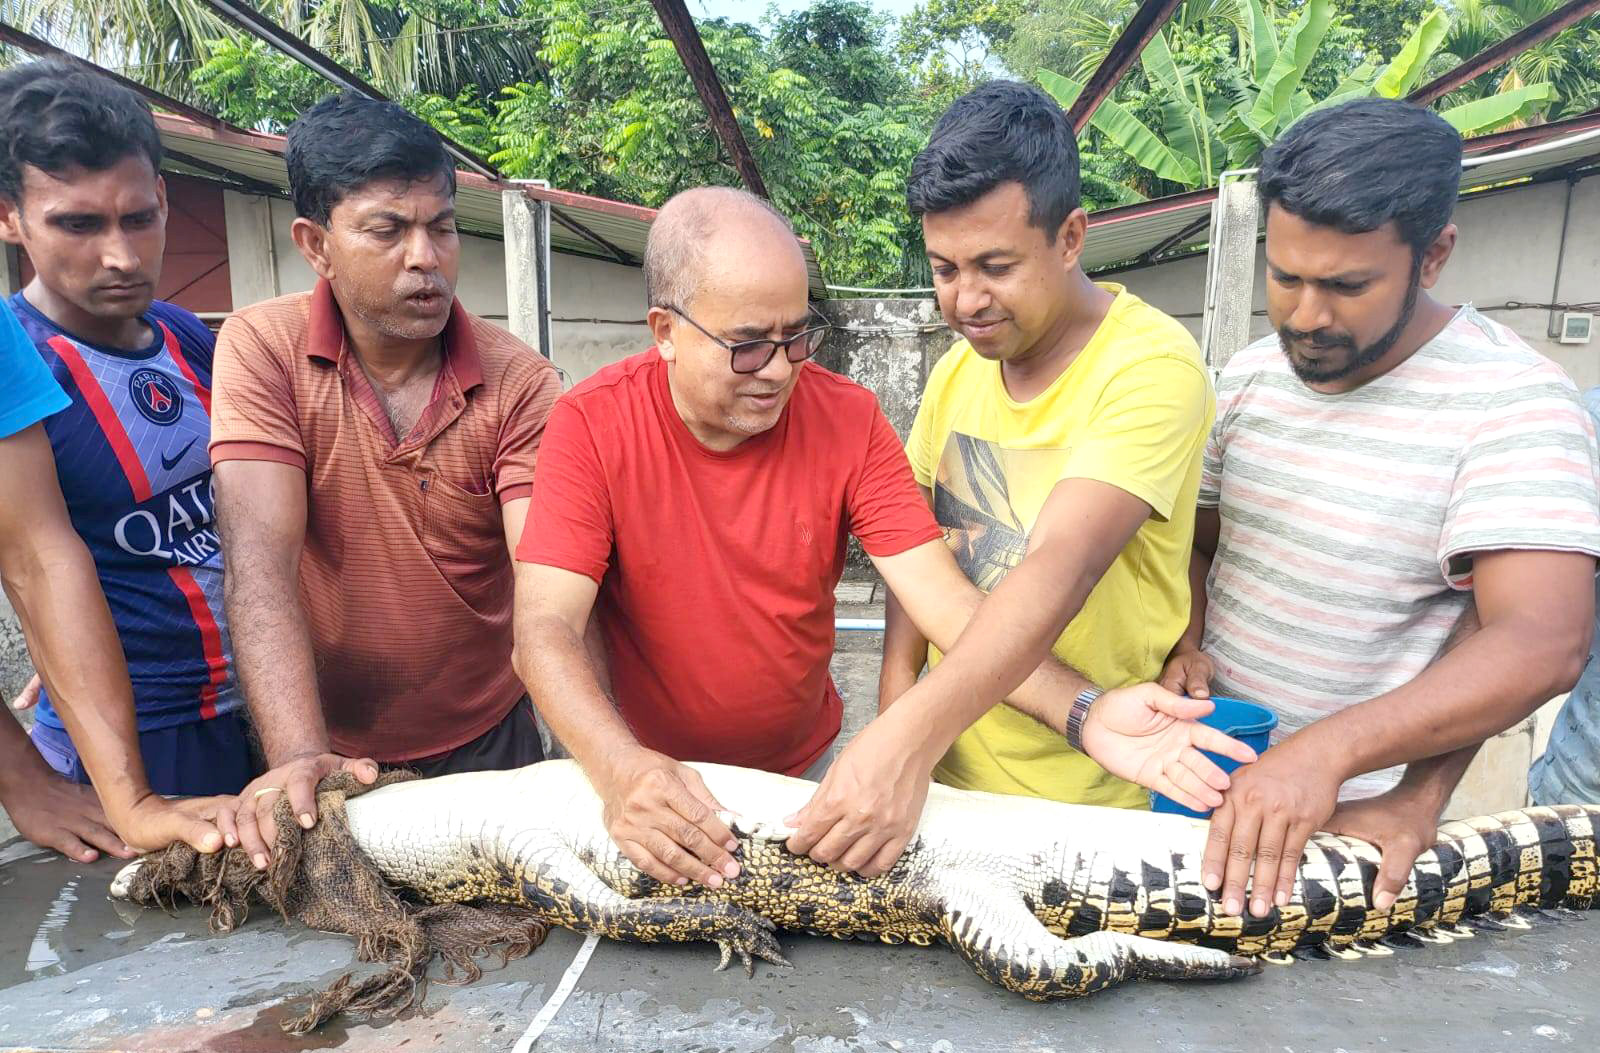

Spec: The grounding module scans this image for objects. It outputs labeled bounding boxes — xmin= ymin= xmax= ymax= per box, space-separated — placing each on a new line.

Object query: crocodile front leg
xmin=934 ymin=875 xmax=1259 ymax=1000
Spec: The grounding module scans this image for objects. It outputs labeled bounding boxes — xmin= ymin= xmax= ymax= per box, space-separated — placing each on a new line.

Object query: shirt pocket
xmin=420 ymin=473 xmax=508 ymax=613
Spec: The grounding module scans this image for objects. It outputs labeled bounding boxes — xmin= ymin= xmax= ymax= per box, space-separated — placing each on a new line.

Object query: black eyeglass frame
xmin=664 ymin=304 xmax=833 ymax=375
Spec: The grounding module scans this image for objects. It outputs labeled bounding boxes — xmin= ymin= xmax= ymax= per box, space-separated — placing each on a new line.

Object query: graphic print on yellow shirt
xmin=906 ymin=284 xmax=1215 ymax=808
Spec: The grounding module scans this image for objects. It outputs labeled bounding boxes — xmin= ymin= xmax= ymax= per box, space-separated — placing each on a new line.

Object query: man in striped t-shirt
xmin=1160 ymin=98 xmax=1600 ymax=922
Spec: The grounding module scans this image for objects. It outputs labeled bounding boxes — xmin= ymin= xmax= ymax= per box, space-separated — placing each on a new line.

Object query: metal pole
xmin=647 ymin=0 xmax=771 ymax=198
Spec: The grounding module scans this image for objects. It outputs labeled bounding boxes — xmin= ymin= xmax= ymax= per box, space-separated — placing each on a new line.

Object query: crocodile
xmin=111 ymin=760 xmax=1600 ymax=1002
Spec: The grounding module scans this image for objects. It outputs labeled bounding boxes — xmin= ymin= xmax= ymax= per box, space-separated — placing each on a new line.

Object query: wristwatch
xmin=1065 ymin=686 xmax=1103 ymax=753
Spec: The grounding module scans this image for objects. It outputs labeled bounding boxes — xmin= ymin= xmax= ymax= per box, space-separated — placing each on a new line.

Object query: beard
xmin=1278 ymin=267 xmax=1422 ymax=385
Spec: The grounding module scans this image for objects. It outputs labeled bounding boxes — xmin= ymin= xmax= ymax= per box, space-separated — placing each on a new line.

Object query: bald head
xmin=644 ymin=186 xmax=804 ymax=310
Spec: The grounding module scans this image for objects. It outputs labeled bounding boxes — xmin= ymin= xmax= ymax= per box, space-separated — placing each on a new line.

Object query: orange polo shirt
xmin=210 ymin=280 xmax=560 ymax=761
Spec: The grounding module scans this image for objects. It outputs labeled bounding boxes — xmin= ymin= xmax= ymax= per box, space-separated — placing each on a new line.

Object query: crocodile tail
xmin=1280 ymin=804 xmax=1600 ymax=952
xmin=1417 ymin=804 xmax=1600 ymax=924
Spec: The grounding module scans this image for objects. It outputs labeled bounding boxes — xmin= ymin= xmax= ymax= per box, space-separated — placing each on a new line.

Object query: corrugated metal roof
xmin=152 ymin=115 xmax=828 ymax=294
xmin=1085 ymin=112 xmax=1600 ymax=273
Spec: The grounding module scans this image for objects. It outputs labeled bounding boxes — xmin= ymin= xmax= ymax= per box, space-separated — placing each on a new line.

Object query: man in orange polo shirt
xmin=209 ymin=94 xmax=560 ymax=867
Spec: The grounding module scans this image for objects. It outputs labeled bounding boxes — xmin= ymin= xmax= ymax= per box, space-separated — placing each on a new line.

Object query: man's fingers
xmin=1273 ymin=828 xmax=1312 ymax=909
xmin=11 ymin=675 xmax=41 ymax=711
xmin=666 ymin=785 xmax=738 ymax=873
xmin=805 ymin=819 xmax=867 ymax=870
xmin=1189 ymin=724 xmax=1257 ymax=767
xmin=179 ymin=817 xmax=224 ymax=855
xmin=216 ymin=804 xmax=240 ymax=849
xmin=863 ymin=838 xmax=905 ymax=879
xmin=647 ymin=833 xmax=720 ymax=888
xmin=1148 ymin=689 xmax=1214 ymax=721
xmin=618 ymin=840 xmax=689 ymax=888
xmin=1157 ymin=761 xmax=1224 ymax=813
xmin=1373 ymin=838 xmax=1422 ymax=911
xmin=1185 ymin=659 xmax=1213 ymax=699
xmin=786 ymin=811 xmax=840 ymax=861
xmin=1202 ymin=804 xmax=1234 ymax=892
xmin=837 ymin=831 xmax=894 ymax=877
xmin=46 ymin=830 xmax=98 ymax=863
xmin=678 ymin=766 xmax=729 ymax=818
xmin=1219 ymin=809 xmax=1262 ymax=917
xmin=1246 ymin=821 xmax=1290 ymax=918
xmin=235 ymin=799 xmax=270 ymax=868
xmin=1157 ymin=667 xmax=1186 ymax=695
xmin=77 ymin=818 xmax=132 ymax=859
xmin=341 ymin=757 xmax=380 ymax=784
xmin=285 ymin=769 xmax=321 ymax=831
xmin=1178 ymin=746 xmax=1235 ymax=793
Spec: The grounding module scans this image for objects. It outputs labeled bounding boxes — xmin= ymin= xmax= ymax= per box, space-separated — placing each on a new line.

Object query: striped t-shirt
xmin=1200 ymin=305 xmax=1600 ymax=797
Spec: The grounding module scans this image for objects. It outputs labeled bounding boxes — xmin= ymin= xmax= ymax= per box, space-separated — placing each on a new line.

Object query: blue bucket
xmin=1149 ymin=696 xmax=1277 ymax=819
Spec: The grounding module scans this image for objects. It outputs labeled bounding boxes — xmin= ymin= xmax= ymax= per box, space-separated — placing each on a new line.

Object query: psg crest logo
xmin=130 ymin=368 xmax=184 ymax=426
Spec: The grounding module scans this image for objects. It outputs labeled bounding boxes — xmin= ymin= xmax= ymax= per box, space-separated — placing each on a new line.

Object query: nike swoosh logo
xmin=160 ymin=438 xmax=197 ymax=472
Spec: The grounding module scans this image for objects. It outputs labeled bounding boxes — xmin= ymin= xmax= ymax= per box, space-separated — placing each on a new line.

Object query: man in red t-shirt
xmin=516 ymin=188 xmax=1250 ymax=889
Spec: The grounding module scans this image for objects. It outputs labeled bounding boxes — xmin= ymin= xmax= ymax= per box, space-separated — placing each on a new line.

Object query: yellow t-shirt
xmin=905 ymin=283 xmax=1215 ymax=808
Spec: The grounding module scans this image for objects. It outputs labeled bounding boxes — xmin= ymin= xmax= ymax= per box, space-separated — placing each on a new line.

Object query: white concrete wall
xmin=223 ymin=194 xmax=647 ymax=380
xmin=1115 ymin=174 xmax=1600 ymax=390
xmin=549 ymin=253 xmax=650 ymax=382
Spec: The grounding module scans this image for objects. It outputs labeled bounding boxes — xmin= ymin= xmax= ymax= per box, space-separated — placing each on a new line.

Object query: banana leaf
xmin=1374 ymin=7 xmax=1452 ymax=99
xmin=1039 ymin=69 xmax=1205 ymax=186
xmin=1247 ymin=0 xmax=1334 ymax=135
xmin=1438 ymin=82 xmax=1558 ymax=136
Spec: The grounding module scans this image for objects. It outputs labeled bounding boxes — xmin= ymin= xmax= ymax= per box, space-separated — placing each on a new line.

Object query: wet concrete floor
xmin=3 ymin=624 xmax=1598 ymax=1051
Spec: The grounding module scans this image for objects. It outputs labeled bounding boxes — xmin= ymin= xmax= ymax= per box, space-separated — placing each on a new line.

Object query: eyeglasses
xmin=665 ymin=305 xmax=832 ymax=375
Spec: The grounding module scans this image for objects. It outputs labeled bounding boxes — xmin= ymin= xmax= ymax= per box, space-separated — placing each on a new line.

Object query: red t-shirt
xmin=518 ymin=350 xmax=941 ymax=774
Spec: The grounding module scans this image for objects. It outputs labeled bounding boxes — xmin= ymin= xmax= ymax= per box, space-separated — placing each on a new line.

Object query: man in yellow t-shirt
xmin=882 ymin=80 xmax=1215 ymax=808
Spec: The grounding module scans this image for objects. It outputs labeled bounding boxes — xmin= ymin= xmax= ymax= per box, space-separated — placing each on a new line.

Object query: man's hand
xmin=1080 ymin=684 xmax=1256 ymax=813
xmin=1157 ymin=647 xmax=1214 ymax=699
xmin=1322 ymin=788 xmax=1446 ymax=911
xmin=597 ymin=747 xmax=740 ymax=889
xmin=1203 ymin=738 xmax=1342 ymax=918
xmin=116 ymin=793 xmax=228 ymax=856
xmin=784 ymin=711 xmax=938 ymax=877
xmin=5 ymin=762 xmax=132 ymax=863
xmin=218 ymin=752 xmax=378 ymax=869
xmin=10 ymin=673 xmax=41 ymax=711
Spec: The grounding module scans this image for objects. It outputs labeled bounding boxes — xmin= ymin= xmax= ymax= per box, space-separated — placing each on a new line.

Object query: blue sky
xmin=694 ymin=0 xmax=925 ymax=25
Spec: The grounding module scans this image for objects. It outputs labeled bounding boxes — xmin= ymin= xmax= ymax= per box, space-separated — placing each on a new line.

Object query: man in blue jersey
xmin=0 ymin=298 xmax=223 ymax=861
xmin=0 ymin=61 xmax=253 ymax=818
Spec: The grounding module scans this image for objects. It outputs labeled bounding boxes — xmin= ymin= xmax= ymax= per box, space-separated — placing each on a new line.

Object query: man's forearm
xmin=516 ymin=615 xmax=640 ymax=786
xmin=879 ymin=588 xmax=929 ymax=712
xmin=893 ymin=546 xmax=1102 ymax=751
xmin=898 ymin=566 xmax=1094 ymax=735
xmin=224 ymin=561 xmax=329 ymax=765
xmin=1294 ymin=619 xmax=1572 ymax=782
xmin=1 ymin=546 xmax=154 ymax=826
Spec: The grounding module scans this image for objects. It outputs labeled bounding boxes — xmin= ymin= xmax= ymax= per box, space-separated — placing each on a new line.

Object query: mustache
xmin=399 ymin=276 xmax=450 ymax=298
xmin=1278 ymin=326 xmax=1355 ymax=350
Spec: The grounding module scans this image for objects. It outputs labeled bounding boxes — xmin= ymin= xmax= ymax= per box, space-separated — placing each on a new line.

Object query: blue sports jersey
xmin=10 ymin=292 xmax=241 ymax=732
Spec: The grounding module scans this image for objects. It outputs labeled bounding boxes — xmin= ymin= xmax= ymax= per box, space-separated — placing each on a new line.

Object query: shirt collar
xmin=306 ymin=278 xmax=483 ymax=391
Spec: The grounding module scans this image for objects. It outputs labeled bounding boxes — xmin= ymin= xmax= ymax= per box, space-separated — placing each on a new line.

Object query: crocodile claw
xmin=706 ymin=911 xmax=790 ymax=976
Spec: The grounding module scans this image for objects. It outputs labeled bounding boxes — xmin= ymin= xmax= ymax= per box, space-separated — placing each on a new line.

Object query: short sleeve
xmin=847 ymin=403 xmax=942 ymax=557
xmin=491 ymin=361 xmax=562 ymax=504
xmin=516 ymin=397 xmax=616 ymax=582
xmin=209 ymin=314 xmax=306 ymax=468
xmin=0 ymin=302 xmax=68 ymax=439
xmin=1062 ymin=355 xmax=1214 ymax=521
xmin=1438 ymin=370 xmax=1600 ymax=588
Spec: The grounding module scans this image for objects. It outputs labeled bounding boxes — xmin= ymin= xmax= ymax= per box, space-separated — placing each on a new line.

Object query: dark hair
xmin=0 ymin=59 xmax=163 ymax=201
xmin=907 ymin=79 xmax=1080 ymax=235
xmin=286 ymin=92 xmax=456 ymax=225
xmin=1258 ymin=97 xmax=1462 ymax=258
